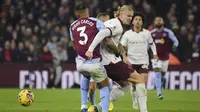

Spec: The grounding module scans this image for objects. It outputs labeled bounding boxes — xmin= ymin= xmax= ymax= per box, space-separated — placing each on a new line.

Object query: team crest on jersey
xmin=160 ymin=38 xmax=165 ymax=44
xmin=152 ymin=33 xmax=156 ymax=37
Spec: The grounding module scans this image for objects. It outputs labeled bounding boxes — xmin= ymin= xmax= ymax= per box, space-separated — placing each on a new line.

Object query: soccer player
xmin=87 ymin=12 xmax=110 ymax=112
xmin=86 ymin=5 xmax=146 ymax=111
xmin=121 ymin=12 xmax=157 ymax=112
xmin=151 ymin=16 xmax=179 ymax=99
xmin=69 ymin=3 xmax=110 ymax=112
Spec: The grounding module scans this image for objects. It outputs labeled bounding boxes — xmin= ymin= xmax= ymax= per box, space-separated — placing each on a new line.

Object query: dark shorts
xmin=104 ymin=61 xmax=134 ymax=82
xmin=132 ymin=64 xmax=148 ymax=74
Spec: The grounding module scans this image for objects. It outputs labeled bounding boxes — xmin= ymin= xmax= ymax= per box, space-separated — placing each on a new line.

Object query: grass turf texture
xmin=0 ymin=89 xmax=200 ymax=112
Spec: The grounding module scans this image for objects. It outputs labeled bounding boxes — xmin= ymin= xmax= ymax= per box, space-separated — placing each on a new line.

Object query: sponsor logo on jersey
xmin=155 ymin=38 xmax=165 ymax=44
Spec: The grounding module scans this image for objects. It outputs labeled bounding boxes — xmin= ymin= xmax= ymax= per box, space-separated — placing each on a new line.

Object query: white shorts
xmin=151 ymin=59 xmax=169 ymax=72
xmin=76 ymin=56 xmax=107 ymax=83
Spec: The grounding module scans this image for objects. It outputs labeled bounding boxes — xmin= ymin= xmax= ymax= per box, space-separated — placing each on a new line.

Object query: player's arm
xmin=88 ymin=20 xmax=119 ymax=52
xmin=120 ymin=32 xmax=128 ymax=58
xmin=168 ymin=29 xmax=179 ymax=48
xmin=86 ymin=19 xmax=112 ymax=59
xmin=120 ymin=32 xmax=131 ymax=65
xmin=103 ymin=37 xmax=120 ymax=54
xmin=88 ymin=28 xmax=112 ymax=52
xmin=148 ymin=32 xmax=158 ymax=60
xmin=118 ymin=43 xmax=126 ymax=57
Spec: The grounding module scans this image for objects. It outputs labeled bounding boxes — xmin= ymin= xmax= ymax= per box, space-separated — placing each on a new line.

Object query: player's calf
xmin=80 ymin=76 xmax=90 ymax=111
xmin=154 ymin=68 xmax=163 ymax=99
xmin=88 ymin=81 xmax=96 ymax=105
xmin=97 ymin=78 xmax=110 ymax=112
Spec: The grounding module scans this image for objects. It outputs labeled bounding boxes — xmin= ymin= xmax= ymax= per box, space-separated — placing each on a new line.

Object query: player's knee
xmin=97 ymin=78 xmax=109 ymax=89
xmin=129 ymin=72 xmax=146 ymax=84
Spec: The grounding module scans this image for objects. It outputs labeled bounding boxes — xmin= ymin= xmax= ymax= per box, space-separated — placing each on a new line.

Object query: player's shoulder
xmin=142 ymin=28 xmax=151 ymax=35
xmin=142 ymin=28 xmax=150 ymax=33
xmin=104 ymin=18 xmax=119 ymax=26
xmin=104 ymin=18 xmax=123 ymax=33
xmin=88 ymin=17 xmax=99 ymax=22
xmin=150 ymin=28 xmax=157 ymax=33
xmin=105 ymin=18 xmax=117 ymax=23
xmin=122 ymin=29 xmax=132 ymax=37
xmin=163 ymin=27 xmax=173 ymax=33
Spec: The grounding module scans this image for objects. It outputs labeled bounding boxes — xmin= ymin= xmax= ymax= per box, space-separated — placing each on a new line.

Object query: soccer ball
xmin=17 ymin=89 xmax=34 ymax=106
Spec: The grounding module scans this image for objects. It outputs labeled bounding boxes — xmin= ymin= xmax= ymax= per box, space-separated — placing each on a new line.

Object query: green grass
xmin=0 ymin=89 xmax=200 ymax=112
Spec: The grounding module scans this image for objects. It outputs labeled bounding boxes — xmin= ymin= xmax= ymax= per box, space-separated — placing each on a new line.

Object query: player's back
xmin=70 ymin=17 xmax=104 ymax=59
xmin=151 ymin=28 xmax=173 ymax=60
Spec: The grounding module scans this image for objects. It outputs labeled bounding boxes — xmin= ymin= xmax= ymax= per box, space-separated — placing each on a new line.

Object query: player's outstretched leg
xmin=80 ymin=75 xmax=90 ymax=112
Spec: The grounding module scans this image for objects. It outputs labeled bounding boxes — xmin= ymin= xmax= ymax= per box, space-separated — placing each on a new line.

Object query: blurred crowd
xmin=0 ymin=0 xmax=200 ymax=64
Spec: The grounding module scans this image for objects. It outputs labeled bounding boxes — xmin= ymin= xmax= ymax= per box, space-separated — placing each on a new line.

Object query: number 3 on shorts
xmin=77 ymin=26 xmax=88 ymax=45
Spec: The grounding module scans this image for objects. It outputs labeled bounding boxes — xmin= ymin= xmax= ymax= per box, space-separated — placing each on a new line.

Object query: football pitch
xmin=0 ymin=89 xmax=200 ymax=112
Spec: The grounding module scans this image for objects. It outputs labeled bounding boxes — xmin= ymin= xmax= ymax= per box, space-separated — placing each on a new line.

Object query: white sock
xmin=110 ymin=87 xmax=124 ymax=102
xmin=135 ymin=84 xmax=148 ymax=112
xmin=130 ymin=85 xmax=139 ymax=109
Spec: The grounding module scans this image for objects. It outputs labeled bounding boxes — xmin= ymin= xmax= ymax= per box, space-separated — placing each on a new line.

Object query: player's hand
xmin=153 ymin=55 xmax=159 ymax=61
xmin=85 ymin=50 xmax=93 ymax=59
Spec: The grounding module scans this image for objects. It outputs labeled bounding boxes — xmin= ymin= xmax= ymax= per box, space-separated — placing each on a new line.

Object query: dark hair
xmin=75 ymin=2 xmax=88 ymax=11
xmin=131 ymin=12 xmax=145 ymax=24
xmin=96 ymin=13 xmax=110 ymax=18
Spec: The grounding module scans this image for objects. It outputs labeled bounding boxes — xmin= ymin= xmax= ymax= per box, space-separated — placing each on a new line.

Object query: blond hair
xmin=114 ymin=5 xmax=133 ymax=18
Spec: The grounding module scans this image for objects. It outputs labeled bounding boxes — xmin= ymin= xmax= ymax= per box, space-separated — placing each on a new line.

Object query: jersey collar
xmin=117 ymin=18 xmax=123 ymax=26
xmin=132 ymin=27 xmax=143 ymax=33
